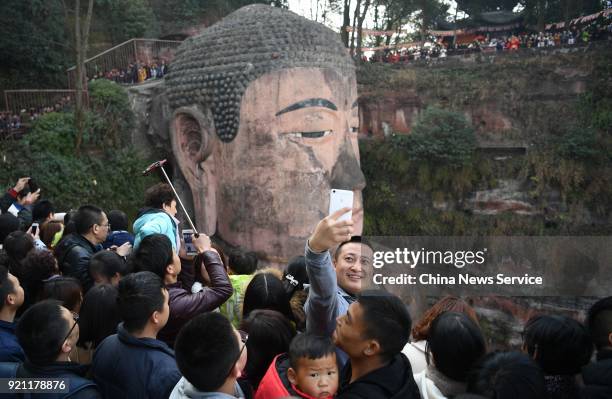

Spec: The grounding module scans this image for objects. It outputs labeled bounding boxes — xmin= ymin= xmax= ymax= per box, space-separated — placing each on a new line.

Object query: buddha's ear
xmin=170 ymin=106 xmax=218 ymax=235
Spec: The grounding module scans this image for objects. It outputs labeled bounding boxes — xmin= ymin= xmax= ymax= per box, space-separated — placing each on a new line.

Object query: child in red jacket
xmin=255 ymin=334 xmax=338 ymax=399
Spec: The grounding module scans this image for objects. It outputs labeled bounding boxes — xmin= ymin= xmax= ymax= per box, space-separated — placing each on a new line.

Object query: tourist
xmin=522 ymin=314 xmax=592 ymax=399
xmin=92 ymin=272 xmax=181 ymax=398
xmin=402 ymin=296 xmax=479 ymax=374
xmin=0 ymin=265 xmax=25 ymax=361
xmin=413 ymin=312 xmax=486 ymax=399
xmin=171 ymin=312 xmax=247 ymax=399
xmin=582 ymin=296 xmax=612 ymax=398
xmin=129 ymin=233 xmax=232 ymax=347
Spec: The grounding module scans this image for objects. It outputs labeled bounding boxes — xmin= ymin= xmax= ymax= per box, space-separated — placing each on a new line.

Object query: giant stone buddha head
xmin=165 ymin=4 xmax=365 ymax=264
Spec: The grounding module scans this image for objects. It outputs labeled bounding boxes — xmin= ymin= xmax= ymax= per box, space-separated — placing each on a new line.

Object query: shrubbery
xmin=393 ymin=106 xmax=477 ymax=165
xmin=0 ymin=83 xmax=154 ymax=218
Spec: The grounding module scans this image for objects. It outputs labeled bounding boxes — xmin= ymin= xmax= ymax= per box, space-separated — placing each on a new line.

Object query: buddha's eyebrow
xmin=275 ymin=98 xmax=337 ymax=116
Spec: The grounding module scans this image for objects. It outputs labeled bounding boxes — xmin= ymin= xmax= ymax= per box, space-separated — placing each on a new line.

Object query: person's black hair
xmin=333 ymin=235 xmax=373 ymax=261
xmin=77 ymin=284 xmax=119 ymax=349
xmin=0 ymin=213 xmax=20 ymax=243
xmin=128 ymin=234 xmax=173 ymax=278
xmin=32 ymin=200 xmax=54 ymax=223
xmin=356 ymin=290 xmax=412 ymax=362
xmin=175 ymin=312 xmax=240 ymax=392
xmin=16 ymin=185 xmax=31 ymax=199
xmin=242 ymin=272 xmax=293 ymax=321
xmin=16 ymin=299 xmax=69 ymax=366
xmin=62 ymin=211 xmax=77 ymax=236
xmin=240 ymin=309 xmax=296 ymax=389
xmin=586 ymin=296 xmax=612 ymax=351
xmin=289 ymin=334 xmax=335 ymax=370
xmin=117 ymin=271 xmax=165 ymax=333
xmin=90 ymin=251 xmax=129 ymax=281
xmin=73 ymin=205 xmax=104 ymax=235
xmin=20 ymin=249 xmax=58 ymax=309
xmin=228 ymin=249 xmax=258 ymax=275
xmin=522 ymin=314 xmax=593 ymax=375
xmin=2 ymin=231 xmax=34 ymax=279
xmin=427 ymin=312 xmax=486 ymax=382
xmin=283 ymin=256 xmax=308 ymax=297
xmin=107 ymin=210 xmax=128 ymax=232
xmin=467 ymin=351 xmax=545 ymax=399
xmin=144 ymin=183 xmax=175 ymax=209
xmin=40 ymin=277 xmax=83 ymax=313
xmin=0 ymin=265 xmax=16 ymax=311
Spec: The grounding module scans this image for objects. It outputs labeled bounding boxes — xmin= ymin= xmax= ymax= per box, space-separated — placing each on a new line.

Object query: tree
xmin=0 ymin=0 xmax=70 ymax=91
xmin=99 ymin=0 xmax=158 ymax=44
xmin=416 ymin=0 xmax=449 ymax=39
xmin=374 ymin=0 xmax=419 ymax=46
xmin=61 ymin=0 xmax=95 ymax=154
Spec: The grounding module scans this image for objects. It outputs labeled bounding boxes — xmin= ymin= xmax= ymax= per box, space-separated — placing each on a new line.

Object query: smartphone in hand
xmin=182 ymin=229 xmax=197 ymax=256
xmin=329 ymin=189 xmax=353 ymax=222
xmin=31 ymin=222 xmax=39 ymax=236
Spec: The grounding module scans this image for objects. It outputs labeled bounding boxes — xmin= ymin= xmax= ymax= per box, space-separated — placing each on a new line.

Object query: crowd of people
xmin=0 ymin=176 xmax=610 ymax=399
xmin=1 ymin=97 xmax=73 ymax=139
xmin=365 ymin=12 xmax=612 ymax=63
xmin=88 ymin=59 xmax=169 ymax=85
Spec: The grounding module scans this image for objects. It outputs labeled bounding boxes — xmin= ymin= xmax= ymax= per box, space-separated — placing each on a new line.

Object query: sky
xmin=286 ymin=0 xmax=461 ymax=33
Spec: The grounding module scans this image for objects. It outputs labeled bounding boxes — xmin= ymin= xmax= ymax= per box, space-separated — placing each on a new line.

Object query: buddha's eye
xmin=285 ymin=130 xmax=332 ymax=139
xmin=350 ymin=126 xmax=359 ymax=134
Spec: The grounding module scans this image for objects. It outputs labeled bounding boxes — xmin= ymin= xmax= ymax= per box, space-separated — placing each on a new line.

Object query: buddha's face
xmin=172 ymin=67 xmax=365 ymax=263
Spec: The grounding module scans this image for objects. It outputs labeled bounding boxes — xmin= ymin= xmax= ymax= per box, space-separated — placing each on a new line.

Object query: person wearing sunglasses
xmin=0 ymin=299 xmax=101 ymax=398
xmin=171 ymin=312 xmax=248 ymax=399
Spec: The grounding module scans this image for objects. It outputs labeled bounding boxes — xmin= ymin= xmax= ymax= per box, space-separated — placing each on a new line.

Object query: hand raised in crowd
xmin=192 ymin=233 xmax=213 ymax=254
xmin=113 ymin=242 xmax=132 ymax=257
xmin=23 ymin=189 xmax=41 ymax=206
xmin=308 ymin=207 xmax=354 ymax=253
xmin=13 ymin=177 xmax=30 ymax=192
xmin=27 ymin=223 xmax=40 ymax=241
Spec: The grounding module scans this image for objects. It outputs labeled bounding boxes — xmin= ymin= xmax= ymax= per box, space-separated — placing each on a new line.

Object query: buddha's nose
xmin=330 ymin=134 xmax=366 ymax=191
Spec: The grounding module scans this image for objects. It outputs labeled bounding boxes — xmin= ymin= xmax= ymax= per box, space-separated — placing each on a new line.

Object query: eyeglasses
xmin=97 ymin=223 xmax=111 ymax=229
xmin=61 ymin=312 xmax=79 ymax=347
xmin=226 ymin=333 xmax=248 ymax=378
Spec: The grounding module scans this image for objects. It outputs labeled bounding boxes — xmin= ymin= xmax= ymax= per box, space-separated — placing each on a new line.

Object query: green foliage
xmin=556 ymin=127 xmax=600 ymax=161
xmin=98 ymin=0 xmax=159 ymax=43
xmin=396 ymin=106 xmax=477 ymax=165
xmin=0 ymin=138 xmax=155 ymax=217
xmin=0 ymin=0 xmax=69 ymax=91
xmin=88 ymin=79 xmax=134 ymax=147
xmin=24 ymin=113 xmax=78 ymax=157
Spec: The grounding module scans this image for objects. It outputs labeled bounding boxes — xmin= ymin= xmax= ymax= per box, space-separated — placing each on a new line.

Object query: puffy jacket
xmin=54 ymin=234 xmax=101 ymax=292
xmin=0 ymin=320 xmax=24 ymax=362
xmin=0 ymin=360 xmax=100 ymax=399
xmin=336 ymin=353 xmax=420 ymax=399
xmin=255 ymin=354 xmax=333 ymax=399
xmin=158 ymin=251 xmax=233 ymax=347
xmin=133 ymin=208 xmax=179 ymax=251
xmin=92 ymin=323 xmax=181 ymax=399
xmin=102 ymin=230 xmax=134 ymax=249
xmin=581 ymin=349 xmax=612 ymax=399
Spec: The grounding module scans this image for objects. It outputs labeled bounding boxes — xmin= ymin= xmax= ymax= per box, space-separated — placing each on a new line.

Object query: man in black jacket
xmin=0 ymin=300 xmax=101 ymax=398
xmin=55 ymin=205 xmax=129 ymax=292
xmin=333 ymin=290 xmax=420 ymax=399
xmin=582 ymin=296 xmax=612 ymax=399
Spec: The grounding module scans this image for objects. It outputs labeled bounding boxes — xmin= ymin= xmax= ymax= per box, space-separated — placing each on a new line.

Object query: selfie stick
xmin=142 ymin=159 xmax=199 ymax=237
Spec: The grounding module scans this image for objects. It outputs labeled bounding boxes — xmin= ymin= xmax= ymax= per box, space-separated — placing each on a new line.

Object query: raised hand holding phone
xmin=308 ymin=206 xmax=354 ymax=253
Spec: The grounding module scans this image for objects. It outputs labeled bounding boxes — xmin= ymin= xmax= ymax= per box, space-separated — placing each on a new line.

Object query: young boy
xmin=256 ymin=334 xmax=338 ymax=399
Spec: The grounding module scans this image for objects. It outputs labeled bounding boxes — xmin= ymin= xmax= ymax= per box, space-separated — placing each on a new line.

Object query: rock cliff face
xmin=358 ymin=42 xmax=611 ymax=223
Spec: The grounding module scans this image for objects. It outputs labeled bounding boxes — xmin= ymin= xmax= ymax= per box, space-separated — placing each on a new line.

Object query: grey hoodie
xmin=169 ymin=378 xmax=245 ymax=399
